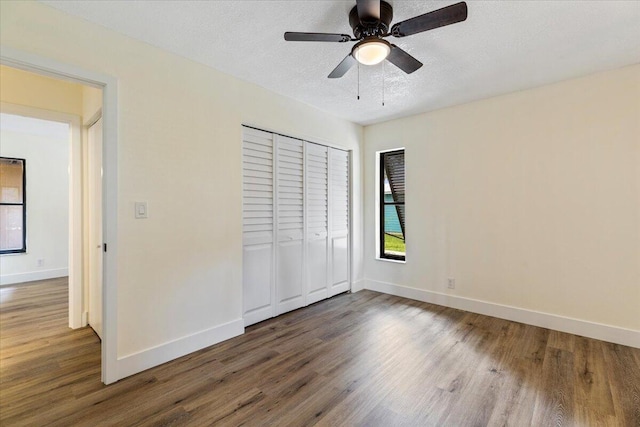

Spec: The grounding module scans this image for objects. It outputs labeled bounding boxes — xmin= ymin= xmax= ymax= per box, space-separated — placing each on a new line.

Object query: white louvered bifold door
xmin=242 ymin=128 xmax=275 ymax=326
xmin=243 ymin=127 xmax=351 ymax=325
xmin=305 ymin=142 xmax=329 ymax=305
xmin=275 ymin=135 xmax=305 ymax=315
xmin=329 ymin=148 xmax=350 ymax=296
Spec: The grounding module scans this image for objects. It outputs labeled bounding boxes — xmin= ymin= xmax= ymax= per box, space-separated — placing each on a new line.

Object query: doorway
xmin=0 ymin=47 xmax=118 ymax=384
xmin=0 ymin=75 xmax=103 ymax=343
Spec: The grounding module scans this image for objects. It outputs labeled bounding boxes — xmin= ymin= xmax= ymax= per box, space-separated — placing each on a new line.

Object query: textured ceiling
xmin=41 ymin=1 xmax=640 ymax=125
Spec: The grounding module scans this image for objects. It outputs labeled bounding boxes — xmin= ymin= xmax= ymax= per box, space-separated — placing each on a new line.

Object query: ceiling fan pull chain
xmin=357 ymin=62 xmax=360 ymax=100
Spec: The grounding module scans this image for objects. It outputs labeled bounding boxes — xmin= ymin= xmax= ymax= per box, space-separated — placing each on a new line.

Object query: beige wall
xmin=0 ymin=64 xmax=84 ymax=116
xmin=0 ymin=1 xmax=364 ymax=362
xmin=365 ymin=64 xmax=640 ymax=331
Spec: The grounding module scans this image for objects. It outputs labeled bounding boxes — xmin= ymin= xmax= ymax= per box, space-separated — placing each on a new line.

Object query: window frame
xmin=0 ymin=156 xmax=27 ymax=254
xmin=379 ymin=149 xmax=405 ymax=261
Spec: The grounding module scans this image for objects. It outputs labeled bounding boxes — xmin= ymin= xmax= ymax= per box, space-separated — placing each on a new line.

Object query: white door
xmin=275 ymin=135 xmax=305 ymax=314
xmin=88 ymin=117 xmax=103 ymax=339
xmin=241 ymin=127 xmax=351 ymax=324
xmin=305 ymin=142 xmax=329 ymax=305
xmin=242 ymin=128 xmax=275 ymax=326
xmin=329 ymin=148 xmax=350 ymax=296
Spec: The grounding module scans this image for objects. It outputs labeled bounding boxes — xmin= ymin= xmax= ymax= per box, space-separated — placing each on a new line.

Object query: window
xmin=379 ymin=149 xmax=405 ymax=261
xmin=0 ymin=157 xmax=26 ymax=254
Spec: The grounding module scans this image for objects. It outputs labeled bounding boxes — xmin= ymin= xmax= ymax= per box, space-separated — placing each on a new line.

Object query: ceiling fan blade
xmin=390 ymin=2 xmax=468 ymax=38
xmin=356 ymin=0 xmax=380 ymax=24
xmin=328 ymin=54 xmax=357 ymax=78
xmin=284 ymin=32 xmax=352 ymax=42
xmin=386 ymin=45 xmax=423 ymax=74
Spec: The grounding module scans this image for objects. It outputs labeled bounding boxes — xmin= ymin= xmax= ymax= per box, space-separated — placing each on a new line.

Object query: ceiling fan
xmin=284 ymin=0 xmax=468 ymax=78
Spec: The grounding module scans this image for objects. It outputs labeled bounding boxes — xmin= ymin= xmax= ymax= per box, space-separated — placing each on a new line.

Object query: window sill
xmin=0 ymin=251 xmax=27 ymax=257
xmin=376 ymin=257 xmax=406 ymax=264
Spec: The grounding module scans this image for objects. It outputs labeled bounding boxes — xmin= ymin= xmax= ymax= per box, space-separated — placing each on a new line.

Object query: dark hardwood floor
xmin=1 ymin=278 xmax=638 ymax=426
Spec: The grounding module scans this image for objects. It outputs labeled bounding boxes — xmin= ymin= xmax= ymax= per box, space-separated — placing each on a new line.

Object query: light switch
xmin=135 ymin=202 xmax=148 ymax=219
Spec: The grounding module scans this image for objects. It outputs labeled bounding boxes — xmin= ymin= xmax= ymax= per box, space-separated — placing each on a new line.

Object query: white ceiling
xmin=41 ymin=1 xmax=640 ymax=126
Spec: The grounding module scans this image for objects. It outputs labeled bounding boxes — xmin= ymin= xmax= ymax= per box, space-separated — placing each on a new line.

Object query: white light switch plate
xmin=135 ymin=202 xmax=148 ymax=219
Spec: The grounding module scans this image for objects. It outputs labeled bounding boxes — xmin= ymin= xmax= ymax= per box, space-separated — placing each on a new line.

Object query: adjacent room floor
xmin=1 ymin=278 xmax=638 ymax=426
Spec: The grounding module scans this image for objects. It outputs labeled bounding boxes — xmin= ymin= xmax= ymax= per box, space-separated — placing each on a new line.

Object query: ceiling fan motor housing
xmin=349 ymin=0 xmax=393 ymax=39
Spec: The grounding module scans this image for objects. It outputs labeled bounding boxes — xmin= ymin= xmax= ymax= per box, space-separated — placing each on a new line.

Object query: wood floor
xmin=1 ymin=278 xmax=639 ymax=426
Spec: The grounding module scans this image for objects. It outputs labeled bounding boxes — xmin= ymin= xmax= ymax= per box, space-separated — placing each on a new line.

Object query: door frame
xmin=1 ymin=46 xmax=119 ymax=384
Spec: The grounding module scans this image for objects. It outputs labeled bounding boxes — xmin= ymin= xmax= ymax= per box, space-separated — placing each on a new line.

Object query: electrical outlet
xmin=37 ymin=259 xmax=45 ymax=268
xmin=447 ymin=278 xmax=455 ymax=289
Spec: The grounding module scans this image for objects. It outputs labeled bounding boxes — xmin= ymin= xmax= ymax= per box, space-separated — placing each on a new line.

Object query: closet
xmin=242 ymin=127 xmax=350 ymax=326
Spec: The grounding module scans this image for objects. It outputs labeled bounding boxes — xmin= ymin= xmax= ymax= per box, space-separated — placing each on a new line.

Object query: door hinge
xmin=103 ymin=243 xmax=107 ymax=253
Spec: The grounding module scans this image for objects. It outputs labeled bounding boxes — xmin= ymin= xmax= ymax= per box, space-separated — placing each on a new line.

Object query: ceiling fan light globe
xmin=353 ymin=40 xmax=391 ymax=65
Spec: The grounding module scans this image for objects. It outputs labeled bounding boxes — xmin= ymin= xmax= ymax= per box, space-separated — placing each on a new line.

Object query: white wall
xmin=0 ymin=0 xmax=364 ymax=376
xmin=0 ymin=114 xmax=69 ymax=284
xmin=364 ymin=65 xmax=640 ymax=342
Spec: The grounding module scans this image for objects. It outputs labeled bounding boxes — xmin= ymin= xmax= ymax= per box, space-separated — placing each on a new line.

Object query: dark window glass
xmin=380 ymin=150 xmax=405 ymax=260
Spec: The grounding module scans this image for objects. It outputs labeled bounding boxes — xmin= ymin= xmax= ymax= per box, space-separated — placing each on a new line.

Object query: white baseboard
xmin=364 ymin=279 xmax=640 ymax=349
xmin=350 ymin=279 xmax=365 ymax=293
xmin=0 ymin=268 xmax=69 ymax=286
xmin=117 ymin=318 xmax=245 ymax=380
